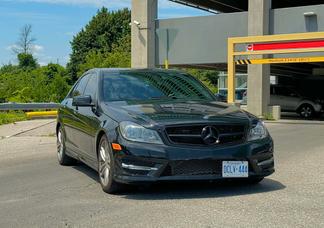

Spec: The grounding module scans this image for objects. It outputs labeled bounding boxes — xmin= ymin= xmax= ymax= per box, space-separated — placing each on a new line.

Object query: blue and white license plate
xmin=222 ymin=161 xmax=249 ymax=178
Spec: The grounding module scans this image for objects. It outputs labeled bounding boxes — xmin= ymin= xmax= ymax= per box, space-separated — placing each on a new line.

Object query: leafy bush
xmin=0 ymin=63 xmax=71 ymax=103
xmin=0 ymin=111 xmax=27 ymax=125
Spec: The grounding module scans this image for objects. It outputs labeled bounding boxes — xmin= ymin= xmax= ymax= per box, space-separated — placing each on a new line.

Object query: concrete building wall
xmin=156 ymin=13 xmax=248 ymax=66
xmin=271 ymin=4 xmax=324 ymax=34
xmin=156 ymin=4 xmax=324 ymax=65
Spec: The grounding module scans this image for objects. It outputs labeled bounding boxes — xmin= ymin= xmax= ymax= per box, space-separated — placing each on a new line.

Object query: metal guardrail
xmin=0 ymin=103 xmax=60 ymax=111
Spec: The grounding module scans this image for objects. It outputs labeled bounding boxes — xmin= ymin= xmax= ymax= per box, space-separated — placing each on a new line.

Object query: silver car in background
xmin=242 ymin=85 xmax=322 ymax=118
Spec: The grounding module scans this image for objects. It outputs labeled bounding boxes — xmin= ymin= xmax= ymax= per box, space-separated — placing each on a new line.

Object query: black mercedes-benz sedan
xmin=56 ymin=68 xmax=274 ymax=193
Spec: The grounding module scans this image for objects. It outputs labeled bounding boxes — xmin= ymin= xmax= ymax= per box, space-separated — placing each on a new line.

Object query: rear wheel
xmin=57 ymin=126 xmax=77 ymax=166
xmin=298 ymin=104 xmax=315 ymax=119
xmin=98 ymin=135 xmax=122 ymax=194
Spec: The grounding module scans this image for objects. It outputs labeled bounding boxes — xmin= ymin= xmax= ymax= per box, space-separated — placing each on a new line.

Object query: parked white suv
xmin=242 ymin=85 xmax=322 ymax=118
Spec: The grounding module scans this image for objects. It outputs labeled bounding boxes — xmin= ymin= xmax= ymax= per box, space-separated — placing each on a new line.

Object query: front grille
xmin=166 ymin=124 xmax=246 ymax=146
xmin=161 ymin=160 xmax=222 ymax=176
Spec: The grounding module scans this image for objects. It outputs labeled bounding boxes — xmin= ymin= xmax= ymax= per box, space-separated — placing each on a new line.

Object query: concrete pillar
xmin=247 ymin=0 xmax=271 ymax=117
xmin=131 ymin=0 xmax=157 ymax=68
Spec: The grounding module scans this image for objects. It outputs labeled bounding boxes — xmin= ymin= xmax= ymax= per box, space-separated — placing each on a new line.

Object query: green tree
xmin=0 ymin=23 xmax=71 ymax=104
xmin=41 ymin=63 xmax=67 ymax=81
xmin=78 ymin=33 xmax=131 ymax=75
xmin=0 ymin=63 xmax=70 ymax=103
xmin=184 ymin=68 xmax=219 ymax=93
xmin=67 ymin=7 xmax=131 ymax=80
xmin=17 ymin=53 xmax=38 ymax=69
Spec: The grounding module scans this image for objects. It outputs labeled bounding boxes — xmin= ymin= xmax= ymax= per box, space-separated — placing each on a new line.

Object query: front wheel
xmin=98 ymin=135 xmax=122 ymax=194
xmin=298 ymin=104 xmax=315 ymax=119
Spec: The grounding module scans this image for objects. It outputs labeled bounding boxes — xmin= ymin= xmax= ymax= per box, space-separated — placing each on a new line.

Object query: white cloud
xmin=4 ymin=0 xmax=131 ymax=8
xmin=5 ymin=44 xmax=44 ymax=55
xmin=5 ymin=44 xmax=19 ymax=51
xmin=4 ymin=0 xmax=184 ymax=9
xmin=31 ymin=44 xmax=44 ymax=53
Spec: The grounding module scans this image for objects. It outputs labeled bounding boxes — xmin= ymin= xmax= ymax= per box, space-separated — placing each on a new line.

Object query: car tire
xmin=57 ymin=126 xmax=77 ymax=166
xmin=298 ymin=104 xmax=315 ymax=119
xmin=98 ymin=135 xmax=122 ymax=194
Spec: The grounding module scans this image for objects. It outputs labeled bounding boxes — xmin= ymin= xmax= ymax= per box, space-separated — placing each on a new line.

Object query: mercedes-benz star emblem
xmin=201 ymin=126 xmax=220 ymax=145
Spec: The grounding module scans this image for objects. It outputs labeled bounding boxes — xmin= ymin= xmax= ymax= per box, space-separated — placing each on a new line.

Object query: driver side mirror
xmin=72 ymin=95 xmax=94 ymax=107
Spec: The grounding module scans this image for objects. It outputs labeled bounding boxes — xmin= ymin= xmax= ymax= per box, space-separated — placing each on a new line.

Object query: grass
xmin=0 ymin=111 xmax=27 ymax=125
xmin=262 ymin=112 xmax=275 ymax=121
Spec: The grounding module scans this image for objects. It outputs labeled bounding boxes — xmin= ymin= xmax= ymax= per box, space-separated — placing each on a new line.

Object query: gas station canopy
xmin=170 ymin=0 xmax=324 ymax=13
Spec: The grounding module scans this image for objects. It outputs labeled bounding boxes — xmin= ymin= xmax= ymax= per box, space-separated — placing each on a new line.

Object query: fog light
xmin=121 ymin=163 xmax=158 ymax=171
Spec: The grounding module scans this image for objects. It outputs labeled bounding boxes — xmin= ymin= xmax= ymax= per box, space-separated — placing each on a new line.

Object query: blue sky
xmin=0 ymin=0 xmax=211 ymax=66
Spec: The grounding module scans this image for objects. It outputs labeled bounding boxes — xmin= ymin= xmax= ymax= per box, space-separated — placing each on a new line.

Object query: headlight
xmin=248 ymin=121 xmax=268 ymax=141
xmin=119 ymin=121 xmax=163 ymax=144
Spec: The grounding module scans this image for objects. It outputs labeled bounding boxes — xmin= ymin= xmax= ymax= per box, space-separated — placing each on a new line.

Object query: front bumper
xmin=112 ymin=137 xmax=275 ymax=184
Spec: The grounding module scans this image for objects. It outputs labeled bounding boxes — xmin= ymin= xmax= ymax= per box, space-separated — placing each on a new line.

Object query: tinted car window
xmin=84 ymin=74 xmax=98 ymax=98
xmin=274 ymin=87 xmax=289 ymax=96
xmin=72 ymin=74 xmax=90 ymax=97
xmin=102 ymin=71 xmax=215 ymax=102
xmin=274 ymin=87 xmax=299 ymax=97
xmin=286 ymin=88 xmax=299 ymax=97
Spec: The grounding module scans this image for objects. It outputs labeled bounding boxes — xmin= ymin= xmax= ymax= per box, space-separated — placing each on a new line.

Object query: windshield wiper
xmin=149 ymin=95 xmax=178 ymax=100
xmin=149 ymin=96 xmax=171 ymax=100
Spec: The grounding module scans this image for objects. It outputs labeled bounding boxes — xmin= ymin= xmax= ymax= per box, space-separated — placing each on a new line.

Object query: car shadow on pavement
xmin=122 ymin=179 xmax=286 ymax=200
xmin=73 ymin=163 xmax=285 ymax=200
xmin=72 ymin=163 xmax=99 ymax=182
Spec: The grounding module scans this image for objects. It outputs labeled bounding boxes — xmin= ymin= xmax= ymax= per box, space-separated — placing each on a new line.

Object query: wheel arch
xmin=296 ymin=102 xmax=315 ymax=112
xmin=95 ymin=129 xmax=109 ymax=159
xmin=56 ymin=122 xmax=61 ymax=136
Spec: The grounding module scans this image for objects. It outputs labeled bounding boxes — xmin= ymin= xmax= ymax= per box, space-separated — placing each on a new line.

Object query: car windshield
xmin=102 ymin=71 xmax=215 ymax=102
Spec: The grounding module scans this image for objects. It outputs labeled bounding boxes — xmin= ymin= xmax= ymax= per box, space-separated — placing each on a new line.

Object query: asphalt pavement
xmin=0 ymin=119 xmax=323 ymax=228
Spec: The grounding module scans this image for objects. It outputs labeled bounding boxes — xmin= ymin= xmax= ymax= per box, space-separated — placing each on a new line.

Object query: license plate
xmin=222 ymin=161 xmax=249 ymax=178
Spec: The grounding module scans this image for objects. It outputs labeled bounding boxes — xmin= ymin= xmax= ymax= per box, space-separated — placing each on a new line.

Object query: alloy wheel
xmin=57 ymin=129 xmax=64 ymax=161
xmin=99 ymin=139 xmax=111 ymax=186
xmin=301 ymin=106 xmax=313 ymax=118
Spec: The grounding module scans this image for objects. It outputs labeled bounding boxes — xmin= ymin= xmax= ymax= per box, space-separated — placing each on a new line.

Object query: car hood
xmin=102 ymin=100 xmax=252 ymax=127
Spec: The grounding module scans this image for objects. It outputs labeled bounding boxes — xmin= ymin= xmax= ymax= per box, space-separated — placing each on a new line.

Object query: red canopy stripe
xmin=248 ymin=40 xmax=324 ymax=51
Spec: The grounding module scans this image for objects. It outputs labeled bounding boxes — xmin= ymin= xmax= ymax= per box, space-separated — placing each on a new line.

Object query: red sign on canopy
xmin=247 ymin=40 xmax=324 ymax=51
